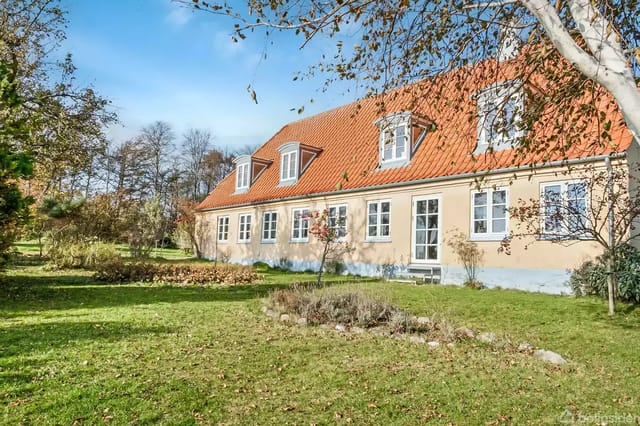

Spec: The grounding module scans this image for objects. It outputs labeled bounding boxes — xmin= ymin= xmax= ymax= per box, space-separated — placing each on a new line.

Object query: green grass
xmin=1 ymin=264 xmax=639 ymax=425
xmin=13 ymin=241 xmax=194 ymax=261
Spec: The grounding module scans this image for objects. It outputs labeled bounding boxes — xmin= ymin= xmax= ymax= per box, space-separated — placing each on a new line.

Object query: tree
xmin=140 ymin=121 xmax=176 ymax=199
xmin=0 ymin=60 xmax=33 ymax=267
xmin=0 ymin=0 xmax=115 ymax=196
xmin=504 ymin=162 xmax=640 ymax=314
xmin=307 ymin=209 xmax=354 ymax=285
xmin=181 ymin=128 xmax=213 ymax=200
xmin=174 ymin=197 xmax=202 ymax=257
xmin=182 ymin=0 xmax=639 ymax=151
xmin=201 ymin=148 xmax=235 ymax=194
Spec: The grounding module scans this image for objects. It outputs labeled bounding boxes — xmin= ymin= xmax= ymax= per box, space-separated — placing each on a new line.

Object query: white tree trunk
xmin=520 ymin=0 xmax=640 ymax=144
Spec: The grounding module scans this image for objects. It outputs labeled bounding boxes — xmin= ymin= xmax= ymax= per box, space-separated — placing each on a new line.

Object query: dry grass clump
xmin=268 ymin=288 xmax=462 ymax=341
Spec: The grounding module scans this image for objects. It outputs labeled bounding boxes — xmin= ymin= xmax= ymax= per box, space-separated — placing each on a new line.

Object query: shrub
xmin=46 ymin=241 xmax=122 ymax=270
xmin=570 ymin=244 xmax=640 ymax=304
xmin=447 ymin=231 xmax=484 ymax=288
xmin=94 ymin=261 xmax=260 ymax=285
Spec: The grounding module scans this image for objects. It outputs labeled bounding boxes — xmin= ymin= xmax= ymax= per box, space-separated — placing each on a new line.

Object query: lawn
xmin=1 ymin=261 xmax=639 ymax=425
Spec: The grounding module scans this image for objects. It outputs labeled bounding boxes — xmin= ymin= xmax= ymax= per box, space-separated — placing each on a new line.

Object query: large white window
xmin=262 ymin=211 xmax=277 ymax=242
xmin=291 ymin=208 xmax=310 ymax=242
xmin=541 ymin=181 xmax=588 ymax=238
xmin=381 ymin=123 xmax=408 ymax=163
xmin=280 ymin=150 xmax=298 ymax=183
xmin=235 ymin=162 xmax=250 ymax=191
xmin=412 ymin=196 xmax=440 ymax=263
xmin=328 ymin=205 xmax=348 ymax=239
xmin=238 ymin=213 xmax=252 ymax=242
xmin=366 ymin=200 xmax=391 ymax=241
xmin=476 ymin=81 xmax=524 ymax=152
xmin=217 ymin=216 xmax=229 ymax=242
xmin=471 ymin=188 xmax=508 ymax=239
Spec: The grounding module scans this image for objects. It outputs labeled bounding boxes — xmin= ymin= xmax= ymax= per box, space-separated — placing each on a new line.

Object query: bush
xmin=94 ymin=261 xmax=260 ymax=285
xmin=570 ymin=244 xmax=640 ymax=304
xmin=46 ymin=241 xmax=122 ymax=270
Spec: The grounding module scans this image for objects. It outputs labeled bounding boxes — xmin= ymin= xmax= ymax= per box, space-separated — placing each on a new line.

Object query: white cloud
xmin=166 ymin=5 xmax=193 ymax=28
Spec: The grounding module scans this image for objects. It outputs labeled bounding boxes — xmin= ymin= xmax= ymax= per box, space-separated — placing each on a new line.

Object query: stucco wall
xmin=196 ymin=160 xmax=624 ymax=293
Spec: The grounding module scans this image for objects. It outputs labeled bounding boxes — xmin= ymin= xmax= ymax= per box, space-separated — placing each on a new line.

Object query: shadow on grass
xmin=0 ymin=281 xmax=293 ymax=314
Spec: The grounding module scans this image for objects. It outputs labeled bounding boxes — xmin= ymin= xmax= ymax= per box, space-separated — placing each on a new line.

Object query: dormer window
xmin=277 ymin=142 xmax=322 ymax=186
xmin=375 ymin=111 xmax=431 ymax=169
xmin=281 ymin=150 xmax=298 ymax=182
xmin=234 ymin=157 xmax=251 ymax=192
xmin=475 ymin=80 xmax=524 ymax=153
xmin=233 ymin=154 xmax=272 ymax=193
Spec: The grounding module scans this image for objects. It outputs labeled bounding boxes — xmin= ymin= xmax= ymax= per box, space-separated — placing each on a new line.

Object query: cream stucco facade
xmin=197 ymin=156 xmax=631 ymax=294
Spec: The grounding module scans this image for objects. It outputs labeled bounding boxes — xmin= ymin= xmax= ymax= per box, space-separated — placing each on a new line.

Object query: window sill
xmin=261 ymin=240 xmax=276 ymax=244
xmin=469 ymin=234 xmax=507 ymax=242
xmin=234 ymin=188 xmax=249 ymax=194
xmin=237 ymin=240 xmax=251 ymax=244
xmin=537 ymin=234 xmax=594 ymax=241
xmin=217 ymin=240 xmax=229 ymax=244
xmin=364 ymin=238 xmax=392 ymax=243
xmin=289 ymin=239 xmax=309 ymax=243
xmin=378 ymin=159 xmax=409 ymax=170
xmin=278 ymin=179 xmax=297 ymax=187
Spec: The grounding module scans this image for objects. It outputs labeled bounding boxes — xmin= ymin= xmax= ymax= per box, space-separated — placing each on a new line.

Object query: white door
xmin=412 ymin=195 xmax=441 ymax=263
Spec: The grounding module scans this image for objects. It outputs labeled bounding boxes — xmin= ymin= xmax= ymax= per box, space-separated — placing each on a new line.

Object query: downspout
xmin=604 ymin=156 xmax=616 ymax=315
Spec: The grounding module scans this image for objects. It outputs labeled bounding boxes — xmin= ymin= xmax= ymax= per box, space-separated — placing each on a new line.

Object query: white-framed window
xmin=471 ymin=188 xmax=508 ymax=240
xmin=541 ymin=181 xmax=589 ymax=238
xmin=235 ymin=161 xmax=250 ymax=191
xmin=280 ymin=150 xmax=298 ymax=183
xmin=376 ymin=112 xmax=411 ymax=167
xmin=366 ymin=200 xmax=391 ymax=241
xmin=291 ymin=208 xmax=310 ymax=242
xmin=328 ymin=205 xmax=348 ymax=239
xmin=238 ymin=213 xmax=252 ymax=242
xmin=217 ymin=216 xmax=229 ymax=242
xmin=412 ymin=195 xmax=441 ymax=263
xmin=262 ymin=211 xmax=277 ymax=242
xmin=476 ymin=81 xmax=524 ymax=153
xmin=381 ymin=123 xmax=408 ymax=163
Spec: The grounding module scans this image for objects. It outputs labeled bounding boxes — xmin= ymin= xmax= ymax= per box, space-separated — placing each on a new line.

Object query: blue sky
xmin=61 ymin=0 xmax=361 ymax=150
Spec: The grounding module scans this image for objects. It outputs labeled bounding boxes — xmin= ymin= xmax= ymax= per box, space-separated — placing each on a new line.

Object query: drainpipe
xmin=604 ymin=156 xmax=616 ymax=315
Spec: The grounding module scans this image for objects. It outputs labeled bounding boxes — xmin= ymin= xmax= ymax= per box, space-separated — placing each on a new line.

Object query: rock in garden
xmin=416 ymin=317 xmax=430 ymax=325
xmin=427 ymin=341 xmax=440 ymax=348
xmin=477 ymin=332 xmax=497 ymax=344
xmin=335 ymin=324 xmax=346 ymax=332
xmin=518 ymin=342 xmax=534 ymax=352
xmin=456 ymin=327 xmax=476 ymax=338
xmin=447 ymin=343 xmax=455 ymax=349
xmin=296 ymin=317 xmax=308 ymax=326
xmin=260 ymin=306 xmax=268 ymax=313
xmin=409 ymin=335 xmax=426 ymax=344
xmin=279 ymin=314 xmax=290 ymax=322
xmin=533 ymin=349 xmax=567 ymax=365
xmin=265 ymin=309 xmax=277 ymax=318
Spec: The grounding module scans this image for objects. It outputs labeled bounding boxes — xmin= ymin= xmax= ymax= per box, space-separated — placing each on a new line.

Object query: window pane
xmin=427 ymin=246 xmax=438 ymax=260
xmin=416 ymin=216 xmax=426 ymax=230
xmin=428 ymin=199 xmax=438 ymax=214
xmin=381 ymin=213 xmax=390 ymax=225
xmin=493 ymin=190 xmax=506 ymax=205
xmin=416 ymin=230 xmax=426 ymax=244
xmin=492 ymin=205 xmax=506 ymax=219
xmin=492 ymin=218 xmax=506 ymax=233
xmin=289 ymin=152 xmax=296 ymax=178
xmin=415 ymin=245 xmax=426 ymax=260
xmin=416 ymin=201 xmax=426 ymax=215
xmin=427 ymin=215 xmax=438 ymax=229
xmin=568 ymin=182 xmax=586 ymax=199
xmin=395 ymin=125 xmax=405 ymax=158
xmin=474 ymin=206 xmax=487 ymax=220
xmin=474 ymin=220 xmax=487 ymax=233
xmin=474 ymin=192 xmax=487 ymax=206
xmin=368 ymin=225 xmax=377 ymax=237
xmin=381 ymin=202 xmax=390 ymax=213
xmin=381 ymin=225 xmax=390 ymax=236
xmin=369 ymin=203 xmax=378 ymax=214
xmin=428 ymin=230 xmax=438 ymax=244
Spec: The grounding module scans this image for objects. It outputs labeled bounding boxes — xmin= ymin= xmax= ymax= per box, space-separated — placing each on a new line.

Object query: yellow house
xmin=195 ymin=62 xmax=634 ymax=294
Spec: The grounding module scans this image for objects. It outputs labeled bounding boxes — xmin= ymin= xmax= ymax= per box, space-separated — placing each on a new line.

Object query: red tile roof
xmin=197 ymin=61 xmax=633 ymax=211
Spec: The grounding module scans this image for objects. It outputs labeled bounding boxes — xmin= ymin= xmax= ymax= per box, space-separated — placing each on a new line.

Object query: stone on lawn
xmin=335 ymin=324 xmax=346 ymax=332
xmin=518 ymin=342 xmax=534 ymax=352
xmin=279 ymin=314 xmax=290 ymax=322
xmin=416 ymin=317 xmax=430 ymax=325
xmin=265 ymin=309 xmax=277 ymax=318
xmin=409 ymin=335 xmax=426 ymax=344
xmin=456 ymin=327 xmax=476 ymax=338
xmin=533 ymin=349 xmax=567 ymax=365
xmin=297 ymin=317 xmax=308 ymax=326
xmin=427 ymin=341 xmax=440 ymax=348
xmin=477 ymin=332 xmax=497 ymax=344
